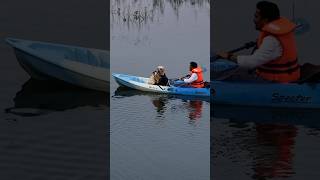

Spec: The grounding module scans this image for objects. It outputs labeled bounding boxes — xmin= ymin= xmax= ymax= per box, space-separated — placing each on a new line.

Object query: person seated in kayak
xmin=217 ymin=1 xmax=300 ymax=83
xmin=148 ymin=65 xmax=169 ymax=86
xmin=180 ymin=61 xmax=204 ymax=88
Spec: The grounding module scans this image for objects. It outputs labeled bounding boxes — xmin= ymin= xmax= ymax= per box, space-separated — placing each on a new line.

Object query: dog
xmin=148 ymin=66 xmax=168 ymax=86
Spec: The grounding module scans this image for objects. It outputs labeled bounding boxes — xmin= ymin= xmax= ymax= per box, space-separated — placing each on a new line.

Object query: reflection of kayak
xmin=112 ymin=73 xmax=210 ymax=97
xmin=213 ymin=105 xmax=320 ymax=128
xmin=6 ymin=38 xmax=109 ymax=92
xmin=114 ymin=86 xmax=209 ymax=102
xmin=6 ymin=79 xmax=107 ymax=116
xmin=212 ymin=59 xmax=320 ymax=109
xmin=114 ymin=86 xmax=207 ymax=121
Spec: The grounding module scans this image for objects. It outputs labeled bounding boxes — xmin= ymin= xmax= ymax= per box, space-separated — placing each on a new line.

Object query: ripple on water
xmin=111 ymin=93 xmax=210 ymax=180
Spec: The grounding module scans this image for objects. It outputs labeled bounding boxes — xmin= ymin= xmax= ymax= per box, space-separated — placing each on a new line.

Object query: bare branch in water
xmin=111 ymin=0 xmax=209 ymax=30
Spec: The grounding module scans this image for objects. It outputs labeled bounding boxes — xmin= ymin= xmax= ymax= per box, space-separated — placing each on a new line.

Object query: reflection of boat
xmin=213 ymin=104 xmax=301 ymax=178
xmin=213 ymin=105 xmax=320 ymax=128
xmin=114 ymin=86 xmax=209 ymax=102
xmin=115 ymin=86 xmax=206 ymax=121
xmin=212 ymin=59 xmax=320 ymax=108
xmin=113 ymin=73 xmax=210 ymax=97
xmin=6 ymin=38 xmax=109 ymax=92
xmin=6 ymin=79 xmax=108 ymax=116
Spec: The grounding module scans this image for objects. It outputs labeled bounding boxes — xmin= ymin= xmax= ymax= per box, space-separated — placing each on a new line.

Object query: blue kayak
xmin=212 ymin=59 xmax=320 ymax=109
xmin=113 ymin=73 xmax=210 ymax=97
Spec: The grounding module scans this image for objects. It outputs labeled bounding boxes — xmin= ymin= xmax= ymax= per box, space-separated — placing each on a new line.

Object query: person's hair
xmin=256 ymin=1 xmax=280 ymax=21
xmin=190 ymin=61 xmax=198 ymax=68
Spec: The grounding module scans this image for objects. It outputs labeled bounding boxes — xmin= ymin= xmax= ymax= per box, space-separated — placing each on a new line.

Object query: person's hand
xmin=216 ymin=52 xmax=230 ymax=59
xmin=217 ymin=52 xmax=237 ymax=63
xmin=180 ymin=75 xmax=189 ymax=80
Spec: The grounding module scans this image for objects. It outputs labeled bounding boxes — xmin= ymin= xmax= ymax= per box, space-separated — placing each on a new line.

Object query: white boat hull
xmin=7 ymin=38 xmax=109 ymax=92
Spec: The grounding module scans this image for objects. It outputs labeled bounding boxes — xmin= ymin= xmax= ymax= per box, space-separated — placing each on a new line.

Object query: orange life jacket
xmin=256 ymin=17 xmax=300 ymax=83
xmin=189 ymin=67 xmax=204 ymax=88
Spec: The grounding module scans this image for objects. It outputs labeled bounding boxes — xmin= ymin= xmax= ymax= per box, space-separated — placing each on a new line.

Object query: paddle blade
xmin=202 ymin=66 xmax=208 ymax=73
xmin=211 ymin=59 xmax=238 ymax=73
xmin=294 ymin=18 xmax=310 ymax=35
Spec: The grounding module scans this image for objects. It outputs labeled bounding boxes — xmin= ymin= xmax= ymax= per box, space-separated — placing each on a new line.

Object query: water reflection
xmin=151 ymin=95 xmax=168 ymax=116
xmin=212 ymin=105 xmax=320 ymax=179
xmin=111 ymin=0 xmax=210 ymax=30
xmin=111 ymin=0 xmax=210 ymax=47
xmin=114 ymin=86 xmax=207 ymax=122
xmin=5 ymin=79 xmax=108 ymax=116
xmin=213 ymin=105 xmax=320 ymax=128
xmin=252 ymin=124 xmax=296 ymax=179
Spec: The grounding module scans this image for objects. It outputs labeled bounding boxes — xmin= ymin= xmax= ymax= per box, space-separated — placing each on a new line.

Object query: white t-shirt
xmin=237 ymin=36 xmax=283 ymax=69
xmin=184 ymin=73 xmax=198 ymax=83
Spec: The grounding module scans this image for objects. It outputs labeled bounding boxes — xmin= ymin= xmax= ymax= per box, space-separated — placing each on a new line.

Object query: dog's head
xmin=156 ymin=66 xmax=165 ymax=76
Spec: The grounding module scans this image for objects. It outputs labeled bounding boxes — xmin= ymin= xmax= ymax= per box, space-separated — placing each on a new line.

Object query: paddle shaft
xmin=211 ymin=41 xmax=256 ymax=62
xmin=228 ymin=41 xmax=256 ymax=54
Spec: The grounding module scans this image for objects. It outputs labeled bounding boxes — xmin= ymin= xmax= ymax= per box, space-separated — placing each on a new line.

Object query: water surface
xmin=111 ymin=0 xmax=210 ymax=179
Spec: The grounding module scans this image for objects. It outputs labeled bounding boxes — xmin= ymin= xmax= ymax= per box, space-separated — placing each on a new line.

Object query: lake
xmin=110 ymin=0 xmax=210 ymax=179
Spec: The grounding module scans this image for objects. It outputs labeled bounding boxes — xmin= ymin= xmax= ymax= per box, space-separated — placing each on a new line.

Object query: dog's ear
xmin=153 ymin=71 xmax=158 ymax=75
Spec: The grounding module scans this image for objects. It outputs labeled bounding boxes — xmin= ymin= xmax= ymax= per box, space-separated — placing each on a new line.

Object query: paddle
xmin=211 ymin=41 xmax=256 ymax=63
xmin=157 ymin=84 xmax=164 ymax=90
xmin=297 ymin=63 xmax=320 ymax=84
xmin=291 ymin=0 xmax=311 ymax=35
xmin=294 ymin=19 xmax=310 ymax=35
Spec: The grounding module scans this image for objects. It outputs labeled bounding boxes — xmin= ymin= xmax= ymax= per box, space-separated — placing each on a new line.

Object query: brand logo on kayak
xmin=272 ymin=92 xmax=312 ymax=104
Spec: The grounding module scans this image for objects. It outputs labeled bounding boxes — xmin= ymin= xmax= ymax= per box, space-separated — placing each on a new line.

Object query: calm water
xmin=111 ymin=0 xmax=210 ymax=179
xmin=212 ymin=106 xmax=320 ymax=180
xmin=212 ymin=1 xmax=320 ymax=179
xmin=0 ymin=1 xmax=108 ymax=179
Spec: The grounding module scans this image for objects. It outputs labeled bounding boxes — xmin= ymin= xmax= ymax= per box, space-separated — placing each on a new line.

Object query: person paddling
xmin=217 ymin=1 xmax=300 ymax=83
xmin=181 ymin=61 xmax=204 ymax=88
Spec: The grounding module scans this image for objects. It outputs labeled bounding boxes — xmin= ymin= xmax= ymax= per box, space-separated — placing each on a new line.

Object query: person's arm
xmin=236 ymin=36 xmax=283 ymax=68
xmin=184 ymin=73 xmax=198 ymax=83
xmin=180 ymin=74 xmax=190 ymax=80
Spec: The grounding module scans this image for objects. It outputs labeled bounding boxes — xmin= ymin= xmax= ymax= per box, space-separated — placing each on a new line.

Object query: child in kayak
xmin=148 ymin=65 xmax=169 ymax=86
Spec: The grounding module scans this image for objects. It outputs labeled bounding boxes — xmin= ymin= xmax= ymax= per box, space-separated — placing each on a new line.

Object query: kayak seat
xmin=298 ymin=63 xmax=320 ymax=83
xmin=204 ymin=82 xmax=210 ymax=88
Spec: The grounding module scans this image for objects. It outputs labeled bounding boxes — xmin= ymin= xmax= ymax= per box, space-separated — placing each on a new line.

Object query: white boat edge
xmin=6 ymin=37 xmax=110 ymax=92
